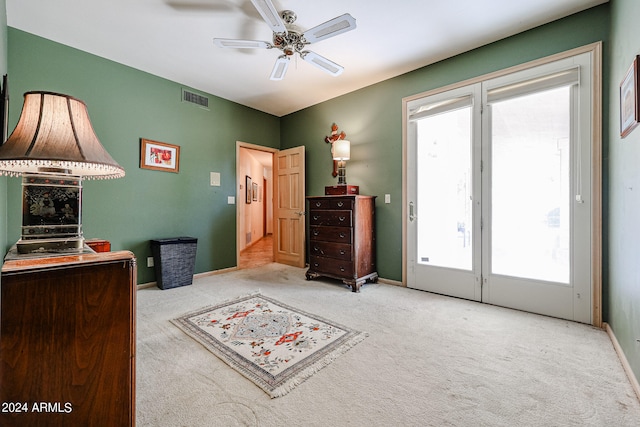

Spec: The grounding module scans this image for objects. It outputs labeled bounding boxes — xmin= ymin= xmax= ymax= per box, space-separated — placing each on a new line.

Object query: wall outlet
xmin=228 ymin=196 xmax=235 ymax=204
xmin=147 ymin=257 xmax=154 ymax=268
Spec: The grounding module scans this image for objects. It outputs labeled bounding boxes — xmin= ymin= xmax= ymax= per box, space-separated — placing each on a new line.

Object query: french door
xmin=405 ymin=49 xmax=598 ymax=324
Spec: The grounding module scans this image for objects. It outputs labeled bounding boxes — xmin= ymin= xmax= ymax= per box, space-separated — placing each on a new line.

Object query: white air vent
xmin=182 ymin=89 xmax=209 ymax=110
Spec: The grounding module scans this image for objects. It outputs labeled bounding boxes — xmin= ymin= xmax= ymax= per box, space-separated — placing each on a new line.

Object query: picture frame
xmin=246 ymin=175 xmax=252 ymax=204
xmin=252 ymin=182 xmax=258 ymax=201
xmin=140 ymin=138 xmax=180 ymax=173
xmin=620 ymin=55 xmax=640 ymax=138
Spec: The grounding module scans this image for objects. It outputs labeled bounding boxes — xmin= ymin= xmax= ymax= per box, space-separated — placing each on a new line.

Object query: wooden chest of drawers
xmin=306 ymin=195 xmax=378 ymax=292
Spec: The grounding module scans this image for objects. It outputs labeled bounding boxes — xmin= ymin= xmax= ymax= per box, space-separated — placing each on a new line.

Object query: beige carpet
xmin=136 ymin=263 xmax=640 ymax=426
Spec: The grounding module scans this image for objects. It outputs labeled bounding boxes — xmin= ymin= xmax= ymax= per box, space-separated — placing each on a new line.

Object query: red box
xmin=325 ymin=185 xmax=359 ymax=195
xmin=86 ymin=239 xmax=111 ymax=253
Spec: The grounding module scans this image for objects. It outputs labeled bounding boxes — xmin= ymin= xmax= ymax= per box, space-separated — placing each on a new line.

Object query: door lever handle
xmin=409 ymin=202 xmax=417 ymax=222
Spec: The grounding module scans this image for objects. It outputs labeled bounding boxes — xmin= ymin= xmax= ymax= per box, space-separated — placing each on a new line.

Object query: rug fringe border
xmin=268 ymin=330 xmax=368 ymax=398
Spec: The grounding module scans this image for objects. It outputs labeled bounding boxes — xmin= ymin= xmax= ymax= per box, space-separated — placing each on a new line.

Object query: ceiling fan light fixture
xmin=250 ymin=0 xmax=287 ymax=33
xmin=301 ymin=51 xmax=344 ymax=76
xmin=270 ymin=56 xmax=290 ymax=81
xmin=213 ymin=39 xmax=272 ymax=49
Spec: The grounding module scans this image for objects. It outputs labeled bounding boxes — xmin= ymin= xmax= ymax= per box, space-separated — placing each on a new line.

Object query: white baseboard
xmin=194 ymin=266 xmax=238 ymax=278
xmin=378 ymin=277 xmax=403 ymax=287
xmin=138 ymin=265 xmax=402 ymax=290
xmin=137 ymin=281 xmax=156 ymax=289
xmin=604 ymin=322 xmax=640 ymax=404
xmin=137 ymin=266 xmax=238 ymax=289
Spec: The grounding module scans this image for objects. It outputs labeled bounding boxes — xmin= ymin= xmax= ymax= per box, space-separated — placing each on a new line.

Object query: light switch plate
xmin=210 ymin=172 xmax=221 ymax=186
xmin=228 ymin=196 xmax=235 ymax=204
xmin=385 ymin=194 xmax=391 ymax=204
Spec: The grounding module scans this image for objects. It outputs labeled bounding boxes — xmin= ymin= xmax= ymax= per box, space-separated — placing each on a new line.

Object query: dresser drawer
xmin=309 ymin=210 xmax=352 ymax=227
xmin=309 ymin=256 xmax=354 ymax=277
xmin=309 ymin=198 xmax=354 ymax=210
xmin=310 ymin=226 xmax=352 ymax=244
xmin=310 ymin=241 xmax=352 ymax=260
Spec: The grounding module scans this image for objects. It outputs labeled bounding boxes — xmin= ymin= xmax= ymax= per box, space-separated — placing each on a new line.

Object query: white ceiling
xmin=6 ymin=0 xmax=607 ymax=117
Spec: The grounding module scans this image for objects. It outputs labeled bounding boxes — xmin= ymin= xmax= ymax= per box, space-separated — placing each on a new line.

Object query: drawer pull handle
xmin=339 ymin=216 xmax=346 ymax=222
xmin=337 ymin=201 xmax=344 ymax=207
xmin=315 ymin=202 xmax=322 ymax=207
xmin=340 ymin=250 xmax=345 ymax=255
xmin=314 ymin=263 xmax=319 ymax=267
xmin=340 ymin=267 xmax=345 ymax=272
xmin=339 ymin=233 xmax=345 ymax=238
xmin=313 ymin=230 xmax=319 ymax=236
xmin=313 ymin=215 xmax=319 ymax=220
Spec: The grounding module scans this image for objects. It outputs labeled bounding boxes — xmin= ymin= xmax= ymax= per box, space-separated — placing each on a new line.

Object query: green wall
xmin=7 ymin=28 xmax=280 ymax=284
xmin=281 ymin=5 xmax=611 ymax=282
xmin=607 ymin=0 xmax=640 ymax=386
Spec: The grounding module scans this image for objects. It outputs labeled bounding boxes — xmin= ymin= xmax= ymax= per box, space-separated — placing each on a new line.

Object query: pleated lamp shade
xmin=0 ymin=91 xmax=124 ymax=179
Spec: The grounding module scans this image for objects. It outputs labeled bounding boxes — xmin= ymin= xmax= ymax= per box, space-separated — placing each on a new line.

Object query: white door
xmin=406 ymin=51 xmax=595 ymax=323
xmin=481 ymin=55 xmax=593 ymax=322
xmin=406 ymin=84 xmax=482 ymax=301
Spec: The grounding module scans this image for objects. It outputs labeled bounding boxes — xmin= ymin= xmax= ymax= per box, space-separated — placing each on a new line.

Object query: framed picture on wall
xmin=140 ymin=138 xmax=180 ymax=173
xmin=620 ymin=55 xmax=640 ymax=138
xmin=246 ymin=176 xmax=252 ymax=204
xmin=252 ymin=182 xmax=258 ymax=201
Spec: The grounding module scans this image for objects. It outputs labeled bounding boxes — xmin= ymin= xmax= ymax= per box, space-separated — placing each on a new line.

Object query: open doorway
xmin=237 ymin=142 xmax=275 ymax=269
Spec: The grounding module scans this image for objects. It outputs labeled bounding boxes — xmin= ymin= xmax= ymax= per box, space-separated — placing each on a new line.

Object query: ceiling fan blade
xmin=302 ymin=14 xmax=356 ymax=44
xmin=301 ymin=51 xmax=344 ymax=76
xmin=250 ymin=0 xmax=287 ymax=34
xmin=270 ymin=56 xmax=290 ymax=81
xmin=213 ymin=38 xmax=272 ymax=49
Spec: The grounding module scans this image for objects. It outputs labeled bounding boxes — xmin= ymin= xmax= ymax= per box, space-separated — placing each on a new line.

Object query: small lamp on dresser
xmin=332 ymin=138 xmax=350 ymax=185
xmin=326 ymin=138 xmax=359 ymax=195
xmin=0 ymin=91 xmax=125 ymax=254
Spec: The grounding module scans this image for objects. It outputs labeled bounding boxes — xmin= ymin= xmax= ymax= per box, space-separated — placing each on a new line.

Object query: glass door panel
xmin=416 ymin=107 xmax=473 ymax=271
xmin=490 ymin=87 xmax=570 ymax=283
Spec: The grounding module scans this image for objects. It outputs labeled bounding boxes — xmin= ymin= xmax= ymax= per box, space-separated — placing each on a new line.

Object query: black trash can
xmin=150 ymin=237 xmax=198 ymax=290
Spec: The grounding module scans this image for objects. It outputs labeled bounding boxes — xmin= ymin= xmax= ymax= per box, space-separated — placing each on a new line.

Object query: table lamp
xmin=0 ymin=91 xmax=125 ymax=254
xmin=332 ymin=139 xmax=350 ymax=185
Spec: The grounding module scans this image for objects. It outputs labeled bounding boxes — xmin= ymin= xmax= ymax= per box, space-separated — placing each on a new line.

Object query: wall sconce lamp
xmin=332 ymin=139 xmax=350 ymax=185
xmin=0 ymin=91 xmax=125 ymax=254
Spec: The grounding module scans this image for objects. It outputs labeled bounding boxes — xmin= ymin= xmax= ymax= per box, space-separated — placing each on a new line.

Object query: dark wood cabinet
xmin=306 ymin=195 xmax=378 ymax=292
xmin=0 ymin=251 xmax=137 ymax=427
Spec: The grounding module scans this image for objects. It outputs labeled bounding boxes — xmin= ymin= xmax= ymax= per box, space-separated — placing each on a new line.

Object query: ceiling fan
xmin=213 ymin=0 xmax=356 ymax=80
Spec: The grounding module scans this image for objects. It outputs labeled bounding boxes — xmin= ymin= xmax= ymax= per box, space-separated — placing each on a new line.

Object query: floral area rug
xmin=171 ymin=294 xmax=367 ymax=398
